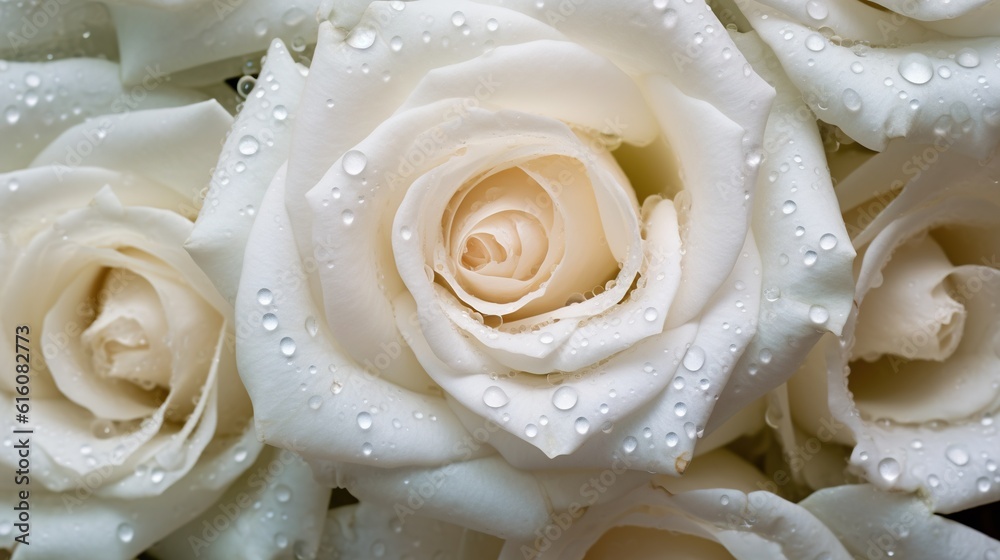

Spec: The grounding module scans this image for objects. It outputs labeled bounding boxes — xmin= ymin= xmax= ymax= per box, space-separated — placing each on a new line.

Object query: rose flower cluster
xmin=1 ymin=0 xmax=998 ymax=558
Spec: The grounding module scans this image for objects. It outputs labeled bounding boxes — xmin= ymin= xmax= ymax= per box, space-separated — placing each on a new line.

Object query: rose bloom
xmin=188 ymin=0 xmax=856 ymax=539
xmin=0 ymin=60 xmax=263 ymax=559
xmin=775 ymin=140 xmax=1000 ymax=516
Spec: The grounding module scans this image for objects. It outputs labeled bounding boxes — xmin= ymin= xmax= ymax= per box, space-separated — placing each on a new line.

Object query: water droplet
xmin=805 ymin=0 xmax=828 ymax=20
xmin=682 ymin=346 xmax=706 ymax=371
xmin=347 ymin=26 xmax=377 ymax=49
xmin=331 ymin=380 xmax=344 ymax=394
xmin=4 ymin=106 xmax=20 ymax=125
xmin=539 ymin=332 xmax=555 ymax=344
xmin=91 ymin=419 xmax=116 ymax=439
xmin=279 ymin=337 xmax=296 ymax=357
xmin=643 ymin=307 xmax=659 ymax=322
xmin=878 ymin=457 xmax=901 ymax=482
xmin=898 ymin=53 xmax=933 ymax=85
xmin=342 ymin=150 xmax=367 ymax=176
xmin=7 ymin=178 xmax=19 ymax=192
xmin=117 ymin=523 xmax=134 ymax=543
xmin=389 ymin=36 xmax=403 ymax=52
xmin=234 ymin=447 xmax=248 ymax=462
xmin=486 ymin=18 xmax=500 ymax=31
xmin=851 ymin=61 xmax=864 ymax=74
xmin=399 ymin=226 xmax=412 ymax=240
xmin=483 ymin=386 xmax=509 ymax=408
xmin=341 ymin=209 xmax=355 ymax=225
xmin=361 ymin=442 xmax=374 ymax=456
xmin=451 ymin=11 xmax=466 ymax=26
xmin=928 ymin=474 xmax=940 ymax=487
xmin=977 ymin=477 xmax=992 ymax=492
xmin=782 ymin=200 xmax=797 ymax=214
xmin=552 ymin=386 xmax=579 ymax=411
xmin=803 ymin=251 xmax=818 ymax=266
xmin=262 ymin=313 xmax=278 ymax=331
xmin=665 ymin=432 xmax=679 ymax=447
xmin=759 ymin=348 xmax=773 ymax=364
xmin=956 ymin=48 xmax=980 ymax=68
xmin=305 ymin=316 xmax=318 ymax=337
xmin=525 ymin=423 xmax=538 ymax=437
xmin=622 ymin=436 xmax=638 ymax=453
xmin=238 ymin=135 xmax=259 ymax=156
xmin=357 ymin=412 xmax=373 ymax=430
xmin=842 ymin=88 xmax=862 ymax=112
xmin=946 ymin=444 xmax=970 ymax=466
xmin=574 ymin=417 xmax=590 ymax=434
xmin=308 ymin=395 xmax=322 ymax=409
xmin=809 ymin=305 xmax=830 ymax=324
xmin=819 ymin=233 xmax=838 ymax=250
xmin=272 ymin=105 xmax=288 ymax=121
xmin=805 ymin=34 xmax=825 ymax=52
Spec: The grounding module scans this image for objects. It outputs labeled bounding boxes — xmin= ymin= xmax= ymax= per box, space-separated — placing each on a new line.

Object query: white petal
xmin=108 ymin=0 xmax=322 ymax=85
xmin=187 ymin=40 xmax=308 ymax=307
xmin=744 ymin=1 xmax=1000 ymax=159
xmin=802 ymin=485 xmax=1000 ymax=559
xmin=148 ymin=446 xmax=329 ymax=560
xmin=709 ymin=31 xmax=855 ymax=432
xmin=0 ymin=59 xmax=206 ymax=172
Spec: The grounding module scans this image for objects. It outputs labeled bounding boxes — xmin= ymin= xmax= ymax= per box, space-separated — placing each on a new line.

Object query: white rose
xmin=0 ymin=59 xmax=263 ymax=559
xmin=783 ymin=140 xmax=1000 ymax=513
xmin=188 ymin=0 xmax=855 ymax=538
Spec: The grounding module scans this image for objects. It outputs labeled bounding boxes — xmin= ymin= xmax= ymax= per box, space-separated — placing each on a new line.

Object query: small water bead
xmin=238 ymin=135 xmax=259 ymax=156
xmin=842 ymin=88 xmax=863 ymax=112
xmin=672 ymin=376 xmax=685 ymax=390
xmin=91 ymin=419 xmax=116 ymax=439
xmin=538 ymin=332 xmax=555 ymax=344
xmin=272 ymin=105 xmax=288 ymax=121
xmin=552 ymin=386 xmax=579 ymax=411
xmin=809 ymin=305 xmax=830 ymax=325
xmin=262 ymin=313 xmax=278 ymax=331
xmin=819 ymin=233 xmax=838 ymax=250
xmin=674 ymin=402 xmax=687 ymax=417
xmin=279 ymin=337 xmax=296 ymax=357
xmin=795 ymin=226 xmax=806 ymax=237
xmin=662 ymin=9 xmax=678 ymax=28
xmin=956 ymin=48 xmax=980 ymax=68
xmin=946 ymin=444 xmax=970 ymax=466
xmin=342 ymin=150 xmax=367 ymax=176
xmin=117 ymin=523 xmax=134 ymax=543
xmin=977 ymin=477 xmax=992 ymax=492
xmin=878 ymin=457 xmax=901 ymax=482
xmin=665 ymin=432 xmax=679 ymax=447
xmin=850 ymin=61 xmax=864 ymax=74
xmin=574 ymin=417 xmax=590 ymax=434
xmin=4 ymin=106 xmax=19 ymax=125
xmin=643 ymin=307 xmax=659 ymax=322
xmin=928 ymin=474 xmax=941 ymax=487
xmin=599 ymin=403 xmax=609 ymax=414
xmin=759 ymin=348 xmax=773 ymax=364
xmin=274 ymin=484 xmax=293 ymax=503
xmin=451 ymin=11 xmax=466 ymax=26
xmin=331 ymin=380 xmax=344 ymax=394
xmin=622 ymin=436 xmax=638 ymax=454
xmin=361 ymin=442 xmax=374 ymax=456
xmin=483 ymin=386 xmax=510 ymax=408
xmin=234 ymin=447 xmax=249 ymax=463
xmin=682 ymin=346 xmax=706 ymax=372
xmin=347 ymin=26 xmax=377 ymax=49
xmin=805 ymin=0 xmax=828 ymax=20
xmin=898 ymin=53 xmax=934 ymax=85
xmin=486 ymin=18 xmax=500 ymax=31
xmin=698 ymin=378 xmax=710 ymax=390
xmin=308 ymin=395 xmax=322 ymax=410
xmin=782 ymin=200 xmax=797 ymax=215
xmin=803 ymin=251 xmax=818 ymax=266
xmin=653 ymin=0 xmax=668 ymax=8
xmin=389 ymin=36 xmax=404 ymax=52
xmin=764 ymin=286 xmax=781 ymax=302
xmin=525 ymin=423 xmax=538 ymax=437
xmin=805 ymin=34 xmax=826 ymax=52
xmin=7 ymin=179 xmax=19 ymax=192
xmin=341 ymin=209 xmax=355 ymax=225
xmin=357 ymin=412 xmax=373 ymax=430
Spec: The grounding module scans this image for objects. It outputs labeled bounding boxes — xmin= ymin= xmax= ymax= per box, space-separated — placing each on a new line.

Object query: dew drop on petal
xmin=357 ymin=412 xmax=373 ymax=430
xmin=574 ymin=417 xmax=590 ymax=434
xmin=525 ymin=423 xmax=538 ymax=438
xmin=262 ymin=313 xmax=278 ymax=331
xmin=117 ymin=523 xmax=134 ymax=543
xmin=486 ymin=18 xmax=500 ymax=31
xmin=451 ymin=11 xmax=466 ymax=26
xmin=361 ymin=442 xmax=374 ymax=456
xmin=682 ymin=346 xmax=706 ymax=372
xmin=946 ymin=444 xmax=970 ymax=466
xmin=878 ymin=457 xmax=901 ymax=482
xmin=257 ymin=288 xmax=273 ymax=305
xmin=539 ymin=332 xmax=555 ymax=344
xmin=342 ymin=150 xmax=367 ymax=176
xmin=805 ymin=34 xmax=825 ymax=52
xmin=674 ymin=402 xmax=687 ymax=417
xmin=238 ymin=135 xmax=259 ymax=156
xmin=346 ymin=26 xmax=377 ymax=49
xmin=956 ymin=48 xmax=980 ymax=68
xmin=898 ymin=52 xmax=934 ymax=85
xmin=851 ymin=61 xmax=864 ymax=74
xmin=643 ymin=307 xmax=659 ymax=322
xmin=552 ymin=386 xmax=579 ymax=411
xmin=819 ymin=233 xmax=838 ymax=250
xmin=809 ymin=305 xmax=830 ymax=325
xmin=803 ymin=251 xmax=818 ymax=266
xmin=483 ymin=386 xmax=510 ymax=408
xmin=842 ymin=88 xmax=862 ymax=112
xmin=341 ymin=209 xmax=355 ymax=225
xmin=279 ymin=337 xmax=296 ymax=357
xmin=805 ymin=0 xmax=828 ymax=20
xmin=665 ymin=432 xmax=679 ymax=447
xmin=308 ymin=395 xmax=322 ymax=410
xmin=782 ymin=200 xmax=797 ymax=214
xmin=622 ymin=436 xmax=638 ymax=454
xmin=977 ymin=477 xmax=992 ymax=492
xmin=272 ymin=105 xmax=288 ymax=121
